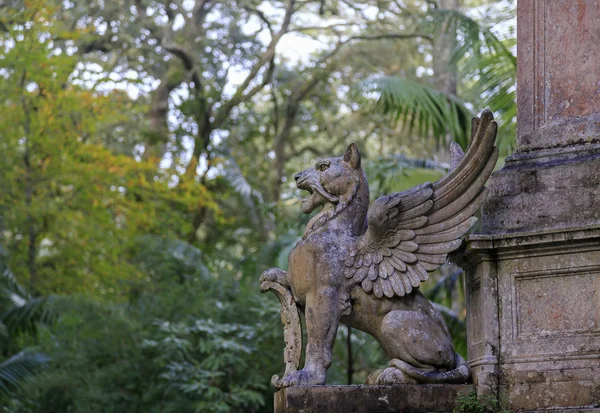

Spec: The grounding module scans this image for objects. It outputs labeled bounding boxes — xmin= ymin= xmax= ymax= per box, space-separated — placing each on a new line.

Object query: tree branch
xmin=347 ymin=33 xmax=433 ymax=42
xmin=290 ymin=23 xmax=357 ymax=32
xmin=212 ymin=0 xmax=296 ymax=128
xmin=245 ymin=5 xmax=274 ymax=34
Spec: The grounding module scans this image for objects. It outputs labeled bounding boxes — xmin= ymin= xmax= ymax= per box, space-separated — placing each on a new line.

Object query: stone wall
xmin=458 ymin=1 xmax=600 ymax=410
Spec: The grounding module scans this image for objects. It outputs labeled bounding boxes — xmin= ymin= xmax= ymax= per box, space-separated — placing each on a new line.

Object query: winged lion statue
xmin=260 ymin=110 xmax=498 ymax=388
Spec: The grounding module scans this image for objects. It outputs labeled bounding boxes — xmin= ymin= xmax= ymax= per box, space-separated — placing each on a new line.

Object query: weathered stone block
xmin=274 ymin=384 xmax=473 ymax=413
xmin=460 ymin=1 xmax=600 ymax=411
xmin=457 ymin=226 xmax=600 ymax=411
xmin=517 ymin=0 xmax=600 ymax=151
xmin=482 ymin=145 xmax=600 ymax=234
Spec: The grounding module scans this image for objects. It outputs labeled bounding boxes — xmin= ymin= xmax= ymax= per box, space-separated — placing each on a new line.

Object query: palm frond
xmin=0 ymin=248 xmax=56 ymax=337
xmin=421 ymin=8 xmax=517 ymax=152
xmin=464 ymin=49 xmax=516 ymax=153
xmin=0 ymin=245 xmax=28 ymax=300
xmin=419 ymin=8 xmax=516 ymax=69
xmin=0 ymin=350 xmax=49 ymax=397
xmin=0 ymin=321 xmax=7 ymax=340
xmin=1 ymin=296 xmax=56 ymax=336
xmin=220 ymin=146 xmax=265 ymax=230
xmin=354 ymin=76 xmax=471 ymax=148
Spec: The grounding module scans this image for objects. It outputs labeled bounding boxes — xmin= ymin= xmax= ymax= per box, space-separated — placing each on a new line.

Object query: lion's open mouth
xmin=297 ymin=179 xmax=338 ymax=205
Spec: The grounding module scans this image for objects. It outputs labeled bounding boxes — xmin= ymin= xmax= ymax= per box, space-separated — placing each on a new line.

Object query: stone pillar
xmin=457 ymin=1 xmax=600 ymax=411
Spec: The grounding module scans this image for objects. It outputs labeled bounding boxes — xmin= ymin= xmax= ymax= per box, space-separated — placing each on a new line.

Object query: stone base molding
xmin=274 ymin=384 xmax=473 ymax=413
xmin=456 ymin=224 xmax=600 ymax=411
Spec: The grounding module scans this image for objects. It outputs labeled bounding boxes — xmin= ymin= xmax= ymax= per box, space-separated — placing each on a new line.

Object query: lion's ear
xmin=343 ymin=143 xmax=361 ymax=169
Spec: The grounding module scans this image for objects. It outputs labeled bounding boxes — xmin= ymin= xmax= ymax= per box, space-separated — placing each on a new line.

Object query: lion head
xmin=294 ymin=143 xmax=369 ymax=237
xmin=294 ymin=143 xmax=362 ymax=213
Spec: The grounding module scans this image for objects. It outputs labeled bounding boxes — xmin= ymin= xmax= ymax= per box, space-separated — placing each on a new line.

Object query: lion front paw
xmin=260 ymin=268 xmax=289 ymax=286
xmin=282 ymin=369 xmax=326 ymax=387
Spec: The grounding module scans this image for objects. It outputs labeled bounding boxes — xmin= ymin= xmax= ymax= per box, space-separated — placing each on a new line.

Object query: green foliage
xmin=0 ymin=0 xmax=516 ymax=410
xmin=8 ymin=239 xmax=284 ymax=413
xmin=0 ymin=250 xmax=50 ymax=401
xmin=355 ymin=76 xmax=472 ymax=148
xmin=143 ymin=318 xmax=267 ymax=412
xmin=0 ymin=351 xmax=49 ymax=399
xmin=0 ymin=2 xmax=209 ymax=296
xmin=364 ymin=155 xmax=446 ymax=197
xmin=424 ymin=6 xmax=517 ymax=152
xmin=455 ymin=391 xmax=511 ymax=413
xmin=361 ymin=3 xmax=517 ymax=154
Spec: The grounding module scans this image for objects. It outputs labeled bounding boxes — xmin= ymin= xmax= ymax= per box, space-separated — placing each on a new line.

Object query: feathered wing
xmin=344 ymin=110 xmax=498 ymax=298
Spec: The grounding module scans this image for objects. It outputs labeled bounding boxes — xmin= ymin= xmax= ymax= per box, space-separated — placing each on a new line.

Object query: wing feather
xmin=381 ymin=278 xmax=394 ymax=298
xmin=354 ymin=266 xmax=369 ymax=282
xmin=415 ymin=217 xmax=478 ymax=244
xmin=432 ymin=111 xmax=495 ymax=199
xmin=368 ymin=265 xmax=378 ymax=281
xmin=388 ymin=254 xmax=407 ymax=272
xmin=400 ymin=200 xmax=434 ymax=221
xmin=406 ymin=265 xmax=421 ymax=287
xmin=401 ymin=273 xmax=413 ymax=294
xmin=392 ymin=249 xmax=417 ymax=263
xmin=420 ymin=261 xmax=442 ymax=271
xmin=362 ymin=278 xmax=373 ymax=293
xmin=373 ymin=250 xmax=383 ymax=264
xmin=351 ymin=110 xmax=497 ymax=298
xmin=413 ymin=263 xmax=429 ymax=281
xmin=382 ymin=259 xmax=395 ymax=277
xmin=379 ymin=261 xmax=389 ymax=278
xmin=428 ymin=149 xmax=498 ymax=225
xmin=387 ymin=230 xmax=415 ymax=246
xmin=397 ymin=241 xmax=418 ymax=252
xmin=432 ymin=136 xmax=496 ymax=211
xmin=414 ymin=190 xmax=487 ymax=235
xmin=414 ymin=253 xmax=447 ymax=265
xmin=418 ymin=239 xmax=463 ymax=254
xmin=397 ymin=185 xmax=433 ymax=210
xmin=389 ymin=273 xmax=405 ymax=296
xmin=373 ymin=279 xmax=383 ymax=298
xmin=395 ymin=216 xmax=428 ymax=229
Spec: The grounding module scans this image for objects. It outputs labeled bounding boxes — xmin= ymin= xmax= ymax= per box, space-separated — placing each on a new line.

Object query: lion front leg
xmin=260 ymin=267 xmax=289 ymax=288
xmin=282 ymin=286 xmax=340 ymax=387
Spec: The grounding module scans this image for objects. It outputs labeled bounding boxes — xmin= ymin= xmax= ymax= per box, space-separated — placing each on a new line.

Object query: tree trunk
xmin=272 ymin=103 xmax=298 ymax=202
xmin=432 ymin=0 xmax=460 ymax=96
xmin=20 ymin=72 xmax=37 ymax=291
xmin=433 ymin=0 xmax=460 ymax=153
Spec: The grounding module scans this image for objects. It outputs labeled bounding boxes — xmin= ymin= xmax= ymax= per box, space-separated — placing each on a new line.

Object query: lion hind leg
xmin=390 ymin=353 xmax=471 ymax=384
xmin=365 ymin=366 xmax=417 ymax=385
xmin=380 ymin=309 xmax=456 ymax=369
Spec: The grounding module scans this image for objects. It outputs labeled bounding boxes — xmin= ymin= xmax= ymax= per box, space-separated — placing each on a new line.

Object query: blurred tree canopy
xmin=0 ymin=0 xmax=515 ymax=411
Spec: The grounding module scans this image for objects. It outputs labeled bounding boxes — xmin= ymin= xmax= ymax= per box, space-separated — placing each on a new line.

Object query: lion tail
xmin=391 ymin=353 xmax=471 ymax=384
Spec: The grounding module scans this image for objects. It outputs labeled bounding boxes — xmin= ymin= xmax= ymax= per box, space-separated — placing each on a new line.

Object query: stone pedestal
xmin=458 ymin=226 xmax=600 ymax=411
xmin=274 ymin=385 xmax=473 ymax=413
xmin=457 ymin=0 xmax=600 ymax=410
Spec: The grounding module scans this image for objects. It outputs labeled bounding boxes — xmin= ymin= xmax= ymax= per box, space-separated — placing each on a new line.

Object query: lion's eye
xmin=318 ymin=163 xmax=329 ymax=172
